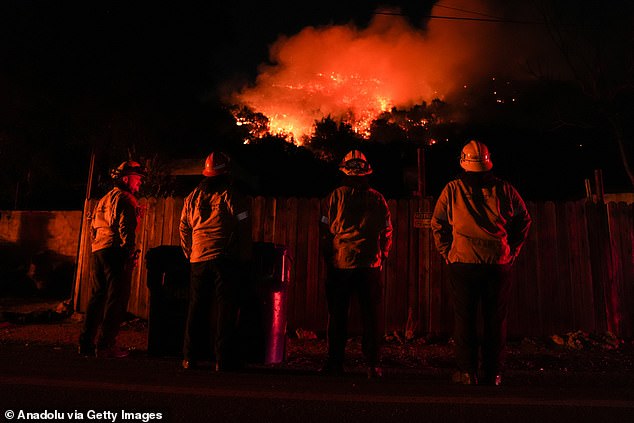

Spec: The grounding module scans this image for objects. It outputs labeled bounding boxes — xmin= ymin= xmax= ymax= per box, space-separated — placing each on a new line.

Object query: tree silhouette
xmin=534 ymin=0 xmax=634 ymax=189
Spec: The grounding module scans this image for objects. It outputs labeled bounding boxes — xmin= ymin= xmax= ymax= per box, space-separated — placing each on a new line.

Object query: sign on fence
xmin=413 ymin=211 xmax=432 ymax=229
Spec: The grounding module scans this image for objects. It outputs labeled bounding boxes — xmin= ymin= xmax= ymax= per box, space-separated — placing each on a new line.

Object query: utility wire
xmin=428 ymin=14 xmax=547 ymax=25
xmin=433 ymin=3 xmax=505 ymax=20
xmin=375 ymin=10 xmax=547 ymax=25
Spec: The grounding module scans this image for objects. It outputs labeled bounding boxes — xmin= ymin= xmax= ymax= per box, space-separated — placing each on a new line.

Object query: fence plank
xmin=585 ymin=202 xmax=610 ymax=332
xmin=273 ymin=197 xmax=288 ymax=246
xmin=263 ymin=197 xmax=276 ymax=243
xmin=171 ymin=197 xmax=184 ymax=246
xmin=74 ymin=199 xmax=97 ymax=313
xmin=251 ymin=197 xmax=265 ymax=242
xmin=607 ymin=202 xmax=630 ymax=337
xmin=520 ymin=202 xmax=543 ymax=337
xmin=305 ymin=198 xmax=323 ymax=330
xmin=161 ymin=197 xmax=175 ymax=246
xmin=131 ymin=197 xmax=158 ymax=317
xmin=419 ymin=199 xmax=431 ymax=334
xmin=314 ymin=198 xmax=329 ymax=335
xmin=393 ymin=199 xmax=410 ymax=333
xmin=283 ymin=197 xmax=300 ymax=330
xmin=384 ymin=199 xmax=400 ymax=332
xmin=425 ymin=197 xmax=446 ymax=337
xmin=293 ymin=198 xmax=311 ymax=330
xmin=137 ymin=197 xmax=156 ymax=317
xmin=554 ymin=200 xmax=575 ymax=332
xmin=406 ymin=198 xmax=420 ymax=337
xmin=542 ymin=202 xmax=559 ymax=334
xmin=568 ymin=201 xmax=595 ymax=331
xmin=612 ymin=203 xmax=634 ymax=338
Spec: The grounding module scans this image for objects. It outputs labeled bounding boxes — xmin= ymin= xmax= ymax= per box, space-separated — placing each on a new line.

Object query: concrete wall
xmin=0 ymin=210 xmax=82 ymax=257
xmin=0 ymin=210 xmax=82 ymax=297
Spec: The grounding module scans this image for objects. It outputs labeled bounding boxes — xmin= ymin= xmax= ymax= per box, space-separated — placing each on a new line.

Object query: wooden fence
xmin=73 ymin=197 xmax=634 ymax=339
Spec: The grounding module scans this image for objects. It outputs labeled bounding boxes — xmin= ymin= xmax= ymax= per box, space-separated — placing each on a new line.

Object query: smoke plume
xmin=230 ymin=0 xmax=543 ymax=141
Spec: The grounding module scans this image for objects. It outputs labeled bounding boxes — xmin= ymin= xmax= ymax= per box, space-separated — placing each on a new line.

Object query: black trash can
xmin=145 ymin=245 xmax=190 ymax=357
xmin=240 ymin=242 xmax=291 ymax=364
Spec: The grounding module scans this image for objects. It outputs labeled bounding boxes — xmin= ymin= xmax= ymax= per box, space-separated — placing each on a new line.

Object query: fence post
xmin=585 ymin=201 xmax=618 ymax=335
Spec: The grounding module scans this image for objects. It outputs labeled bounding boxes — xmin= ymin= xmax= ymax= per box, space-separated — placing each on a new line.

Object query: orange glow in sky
xmin=231 ymin=1 xmax=499 ymax=143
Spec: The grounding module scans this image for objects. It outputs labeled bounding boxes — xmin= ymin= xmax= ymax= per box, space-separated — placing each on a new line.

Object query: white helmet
xmin=339 ymin=150 xmax=373 ymax=176
xmin=460 ymin=140 xmax=493 ymax=172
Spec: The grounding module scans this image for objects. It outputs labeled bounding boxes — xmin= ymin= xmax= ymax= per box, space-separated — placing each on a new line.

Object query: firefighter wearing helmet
xmin=320 ymin=150 xmax=392 ymax=378
xmin=79 ymin=160 xmax=147 ymax=359
xmin=179 ymin=151 xmax=252 ymax=371
xmin=431 ymin=140 xmax=531 ymax=386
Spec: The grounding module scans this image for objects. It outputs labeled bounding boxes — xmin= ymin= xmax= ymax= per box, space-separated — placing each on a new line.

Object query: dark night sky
xmin=0 ymin=2 xmax=433 ymax=116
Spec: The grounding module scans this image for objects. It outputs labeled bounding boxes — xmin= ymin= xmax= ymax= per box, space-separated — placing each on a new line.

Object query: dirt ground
xmin=2 ymin=296 xmax=634 ymax=375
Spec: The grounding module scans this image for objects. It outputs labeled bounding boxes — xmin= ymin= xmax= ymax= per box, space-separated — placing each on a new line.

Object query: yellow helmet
xmin=460 ymin=140 xmax=493 ymax=172
xmin=339 ymin=150 xmax=373 ymax=176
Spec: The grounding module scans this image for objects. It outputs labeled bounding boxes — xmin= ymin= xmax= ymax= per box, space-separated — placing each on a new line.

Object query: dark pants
xmin=183 ymin=258 xmax=240 ymax=364
xmin=79 ymin=248 xmax=133 ymax=350
xmin=326 ymin=267 xmax=382 ymax=367
xmin=448 ymin=263 xmax=512 ymax=376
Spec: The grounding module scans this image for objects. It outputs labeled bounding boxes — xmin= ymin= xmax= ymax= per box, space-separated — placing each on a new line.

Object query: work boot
xmin=480 ymin=373 xmax=503 ymax=386
xmin=451 ymin=371 xmax=478 ymax=385
xmin=181 ymin=359 xmax=197 ymax=370
xmin=366 ymin=366 xmax=383 ymax=379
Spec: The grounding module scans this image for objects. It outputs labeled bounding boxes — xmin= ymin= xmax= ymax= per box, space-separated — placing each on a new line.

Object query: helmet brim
xmin=339 ymin=157 xmax=373 ymax=176
xmin=111 ymin=169 xmax=147 ymax=179
xmin=460 ymin=160 xmax=493 ymax=172
xmin=202 ymin=168 xmax=229 ymax=177
xmin=339 ymin=167 xmax=373 ymax=176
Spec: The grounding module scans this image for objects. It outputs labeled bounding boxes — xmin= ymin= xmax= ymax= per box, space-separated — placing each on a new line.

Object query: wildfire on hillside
xmin=229 ymin=1 xmax=502 ymax=144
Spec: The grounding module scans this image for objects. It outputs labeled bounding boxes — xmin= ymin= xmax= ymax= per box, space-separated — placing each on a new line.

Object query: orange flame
xmin=231 ymin=1 xmax=499 ymax=143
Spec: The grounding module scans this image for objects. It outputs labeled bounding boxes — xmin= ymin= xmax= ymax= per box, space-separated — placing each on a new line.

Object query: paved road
xmin=1 ymin=343 xmax=633 ymax=423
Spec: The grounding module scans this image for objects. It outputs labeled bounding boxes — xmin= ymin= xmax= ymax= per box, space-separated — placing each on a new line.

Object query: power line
xmin=376 ymin=10 xmax=598 ymax=28
xmin=433 ymin=3 xmax=504 ymax=20
xmin=374 ymin=10 xmax=547 ymax=25
xmin=429 ymin=14 xmax=547 ymax=25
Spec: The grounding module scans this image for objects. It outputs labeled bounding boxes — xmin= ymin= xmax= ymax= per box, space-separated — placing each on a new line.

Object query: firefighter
xmin=179 ymin=151 xmax=252 ymax=371
xmin=78 ymin=160 xmax=146 ymax=358
xmin=320 ymin=150 xmax=393 ymax=378
xmin=431 ymin=140 xmax=531 ymax=385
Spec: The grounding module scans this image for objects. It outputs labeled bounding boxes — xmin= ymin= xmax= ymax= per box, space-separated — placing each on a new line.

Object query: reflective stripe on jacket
xmin=322 ymin=185 xmax=392 ymax=269
xmin=179 ymin=181 xmax=250 ymax=263
xmin=431 ymin=175 xmax=531 ymax=264
xmin=91 ymin=187 xmax=140 ymax=254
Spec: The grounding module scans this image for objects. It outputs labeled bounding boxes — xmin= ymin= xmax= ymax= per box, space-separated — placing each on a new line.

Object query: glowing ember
xmin=231 ymin=1 xmax=498 ymax=143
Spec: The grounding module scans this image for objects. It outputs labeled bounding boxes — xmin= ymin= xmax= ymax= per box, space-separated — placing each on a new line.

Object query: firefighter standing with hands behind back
xmin=79 ymin=160 xmax=146 ymax=359
xmin=431 ymin=140 xmax=531 ymax=386
xmin=320 ymin=150 xmax=392 ymax=379
xmin=179 ymin=151 xmax=252 ymax=371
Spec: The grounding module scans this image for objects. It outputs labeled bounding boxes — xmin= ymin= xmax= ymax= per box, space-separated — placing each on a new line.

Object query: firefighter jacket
xmin=431 ymin=173 xmax=531 ymax=265
xmin=179 ymin=177 xmax=251 ymax=263
xmin=321 ymin=181 xmax=393 ymax=269
xmin=91 ymin=187 xmax=141 ymax=255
